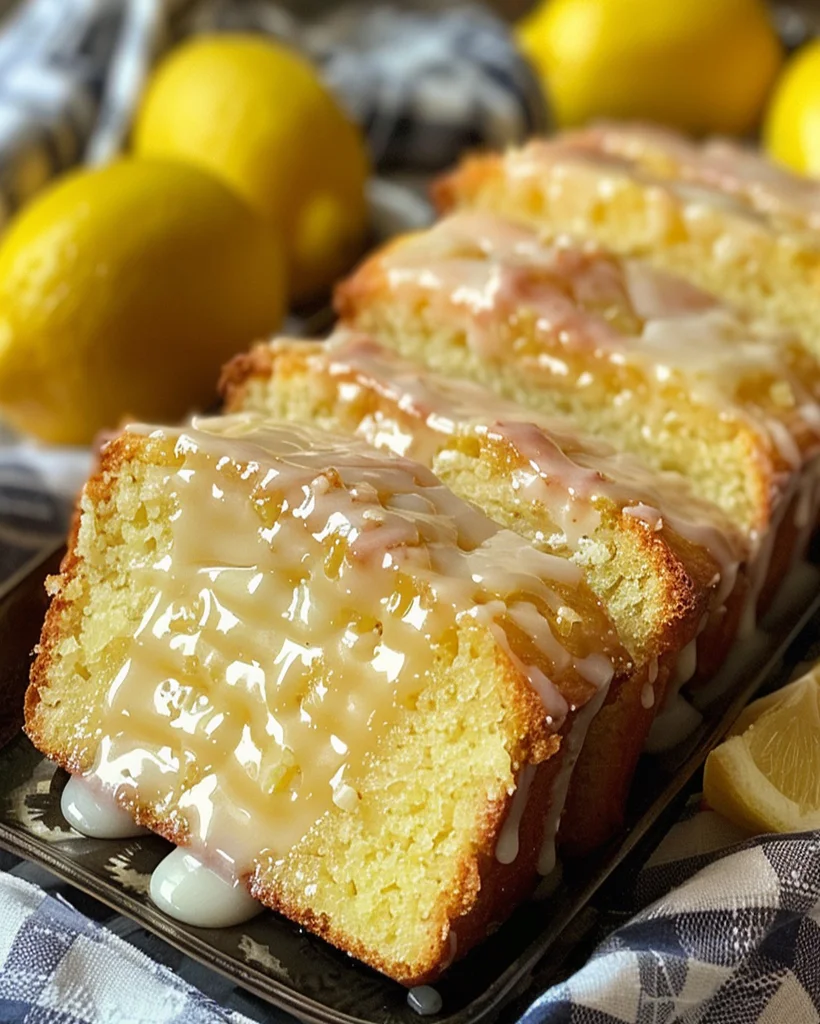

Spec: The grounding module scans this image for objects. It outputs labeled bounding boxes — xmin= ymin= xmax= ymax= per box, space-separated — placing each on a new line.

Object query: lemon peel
xmin=517 ymin=0 xmax=782 ymax=134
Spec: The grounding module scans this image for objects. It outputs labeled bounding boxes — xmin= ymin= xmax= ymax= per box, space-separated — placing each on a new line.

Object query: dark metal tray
xmin=1 ymin=544 xmax=819 ymax=1023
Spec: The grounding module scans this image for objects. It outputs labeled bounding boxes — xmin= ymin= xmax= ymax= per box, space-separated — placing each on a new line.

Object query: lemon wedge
xmin=704 ymin=666 xmax=820 ymax=834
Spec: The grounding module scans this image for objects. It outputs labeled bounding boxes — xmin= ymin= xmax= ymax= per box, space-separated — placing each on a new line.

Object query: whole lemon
xmin=764 ymin=40 xmax=820 ymax=175
xmin=0 ymin=160 xmax=285 ymax=445
xmin=517 ymin=0 xmax=783 ymax=134
xmin=133 ymin=35 xmax=370 ymax=302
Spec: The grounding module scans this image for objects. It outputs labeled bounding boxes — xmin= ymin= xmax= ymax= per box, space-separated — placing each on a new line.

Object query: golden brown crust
xmin=219 ymin=338 xmax=744 ymax=857
xmin=26 ymin=433 xmax=197 ymax=850
xmin=272 ymin=633 xmax=573 ymax=983
xmin=429 ymin=146 xmax=820 ymax=482
xmin=335 ymin=246 xmax=800 ymax=541
xmin=26 ymin=433 xmax=135 ymax=757
xmin=331 ymin=203 xmax=820 ymax=676
xmin=24 ymin=545 xmax=82 ymax=767
xmin=333 ymin=238 xmax=407 ymax=328
xmin=219 ymin=344 xmax=276 ymax=412
xmin=431 ymin=153 xmax=504 ymax=216
xmin=442 ymin=746 xmax=565 ymax=962
xmin=560 ymin=664 xmax=657 ymax=854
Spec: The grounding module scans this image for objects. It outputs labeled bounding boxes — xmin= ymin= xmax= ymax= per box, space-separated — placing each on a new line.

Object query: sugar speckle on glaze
xmin=292 ymin=332 xmax=748 ymax=632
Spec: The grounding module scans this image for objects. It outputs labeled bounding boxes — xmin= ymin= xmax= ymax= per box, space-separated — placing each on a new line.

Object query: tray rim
xmin=2 ymin=546 xmax=820 ymax=1024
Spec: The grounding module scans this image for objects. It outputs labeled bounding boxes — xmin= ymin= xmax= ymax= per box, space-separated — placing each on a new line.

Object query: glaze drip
xmin=557 ymin=124 xmax=820 ymax=235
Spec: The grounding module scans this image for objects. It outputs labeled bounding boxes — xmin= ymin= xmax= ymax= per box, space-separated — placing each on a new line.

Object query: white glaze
xmin=669 ymin=637 xmax=699 ymax=690
xmin=643 ymin=693 xmax=703 ymax=753
xmin=407 ymin=986 xmax=443 ymax=1016
xmin=566 ymin=123 xmax=820 ymax=233
xmin=537 ymin=678 xmax=611 ymax=875
xmin=61 ymin=775 xmax=147 ymax=840
xmin=692 ymin=561 xmax=820 ymax=711
xmin=149 ymin=847 xmax=263 ymax=928
xmin=494 ymin=764 xmax=536 ymax=865
xmin=267 ymin=332 xmax=748 ymax=644
xmin=376 ymin=209 xmax=820 ymax=478
xmin=69 ymin=414 xmax=618 ymax=911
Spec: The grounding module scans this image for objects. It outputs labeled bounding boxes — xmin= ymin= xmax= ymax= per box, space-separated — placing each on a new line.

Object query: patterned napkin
xmin=526 ymin=811 xmax=820 ymax=1023
xmin=0 ymin=869 xmax=260 ymax=1024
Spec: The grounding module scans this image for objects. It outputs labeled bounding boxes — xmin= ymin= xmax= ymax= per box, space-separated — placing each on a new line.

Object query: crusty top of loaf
xmin=223 ymin=333 xmax=746 ymax=592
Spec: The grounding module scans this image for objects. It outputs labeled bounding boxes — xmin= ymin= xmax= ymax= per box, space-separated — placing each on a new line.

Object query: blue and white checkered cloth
xmin=528 ymin=810 xmax=820 ymax=1023
xmin=0 ymin=871 xmax=258 ymax=1024
xmin=0 ymin=1 xmax=819 ymax=1021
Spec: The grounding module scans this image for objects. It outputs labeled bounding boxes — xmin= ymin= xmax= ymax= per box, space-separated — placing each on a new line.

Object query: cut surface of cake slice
xmin=335 ymin=212 xmax=820 ymax=597
xmin=221 ymin=336 xmax=747 ymax=848
xmin=432 ymin=124 xmax=820 ymax=364
xmin=25 ymin=414 xmax=626 ymax=984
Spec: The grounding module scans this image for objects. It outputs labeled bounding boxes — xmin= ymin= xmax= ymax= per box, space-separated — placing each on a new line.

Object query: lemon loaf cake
xmin=335 ymin=212 xmax=820 ymax=609
xmin=221 ymin=334 xmax=747 ymax=848
xmin=25 ymin=414 xmax=627 ymax=984
xmin=432 ymin=124 xmax=820 ymax=362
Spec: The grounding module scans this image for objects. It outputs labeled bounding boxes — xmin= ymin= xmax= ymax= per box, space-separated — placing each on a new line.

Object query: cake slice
xmin=335 ymin=212 xmax=820 ymax=606
xmin=221 ymin=334 xmax=747 ymax=848
xmin=432 ymin=124 xmax=820 ymax=362
xmin=25 ymin=414 xmax=626 ymax=984
xmin=552 ymin=123 xmax=820 ymax=233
